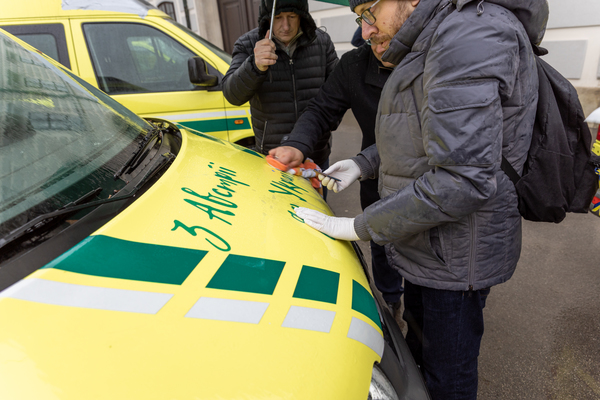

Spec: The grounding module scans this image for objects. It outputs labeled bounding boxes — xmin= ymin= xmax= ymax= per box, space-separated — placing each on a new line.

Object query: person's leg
xmin=370 ymin=241 xmax=403 ymax=305
xmin=419 ymin=285 xmax=490 ymax=400
xmin=402 ymin=280 xmax=424 ymax=367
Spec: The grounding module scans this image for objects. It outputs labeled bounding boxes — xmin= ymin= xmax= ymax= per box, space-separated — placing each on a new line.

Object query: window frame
xmin=158 ymin=1 xmax=177 ymax=21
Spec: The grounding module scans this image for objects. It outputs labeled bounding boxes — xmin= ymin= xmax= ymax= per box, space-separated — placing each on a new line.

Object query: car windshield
xmin=0 ymin=31 xmax=152 ymax=237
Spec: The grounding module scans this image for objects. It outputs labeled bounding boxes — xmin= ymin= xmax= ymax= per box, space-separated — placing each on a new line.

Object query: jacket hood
xmin=258 ymin=0 xmax=317 ymax=41
xmin=383 ymin=0 xmax=549 ymax=65
xmin=455 ymin=0 xmax=549 ymax=45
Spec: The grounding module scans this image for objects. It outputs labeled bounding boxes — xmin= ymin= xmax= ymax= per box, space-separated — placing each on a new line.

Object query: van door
xmin=70 ymin=19 xmax=249 ymax=143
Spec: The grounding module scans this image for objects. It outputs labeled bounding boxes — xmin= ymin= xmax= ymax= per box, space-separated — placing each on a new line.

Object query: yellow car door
xmin=69 ymin=16 xmax=251 ymax=144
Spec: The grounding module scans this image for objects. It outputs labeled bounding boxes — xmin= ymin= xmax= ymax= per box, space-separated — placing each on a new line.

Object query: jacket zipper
xmin=290 ymin=59 xmax=298 ymax=120
xmin=467 ymin=213 xmax=477 ymax=291
xmin=261 ymin=120 xmax=267 ymax=153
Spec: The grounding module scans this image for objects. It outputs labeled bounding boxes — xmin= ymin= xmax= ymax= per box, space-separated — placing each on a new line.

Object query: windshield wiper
xmin=114 ymin=126 xmax=162 ymax=180
xmin=0 ymin=152 xmax=175 ymax=252
xmin=0 ymin=187 xmax=107 ymax=251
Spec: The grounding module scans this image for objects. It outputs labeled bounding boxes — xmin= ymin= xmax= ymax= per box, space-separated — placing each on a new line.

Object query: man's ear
xmin=410 ymin=0 xmax=420 ymax=7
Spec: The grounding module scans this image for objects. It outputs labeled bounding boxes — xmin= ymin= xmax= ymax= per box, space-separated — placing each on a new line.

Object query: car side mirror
xmin=188 ymin=57 xmax=218 ymax=87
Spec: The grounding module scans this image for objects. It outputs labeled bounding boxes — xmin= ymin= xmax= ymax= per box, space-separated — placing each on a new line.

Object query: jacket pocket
xmin=425 ymin=80 xmax=502 ymax=166
xmin=393 ymin=229 xmax=447 ymax=270
xmin=428 ymin=80 xmax=498 ymax=113
xmin=429 ymin=226 xmax=445 ymax=264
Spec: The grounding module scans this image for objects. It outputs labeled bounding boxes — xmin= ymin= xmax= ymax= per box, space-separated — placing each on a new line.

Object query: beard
xmin=369 ymin=1 xmax=413 ymax=51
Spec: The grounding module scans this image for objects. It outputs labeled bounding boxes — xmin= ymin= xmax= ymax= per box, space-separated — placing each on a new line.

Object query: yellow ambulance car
xmin=0 ymin=30 xmax=430 ymax=400
xmin=0 ymin=0 xmax=254 ymax=146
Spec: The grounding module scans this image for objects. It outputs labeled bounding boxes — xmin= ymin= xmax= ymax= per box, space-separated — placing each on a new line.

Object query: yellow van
xmin=0 ymin=30 xmax=430 ymax=400
xmin=0 ymin=0 xmax=255 ymax=147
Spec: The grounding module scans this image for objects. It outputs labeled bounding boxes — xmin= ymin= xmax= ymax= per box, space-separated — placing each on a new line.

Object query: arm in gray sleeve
xmin=352 ymin=143 xmax=379 ymax=181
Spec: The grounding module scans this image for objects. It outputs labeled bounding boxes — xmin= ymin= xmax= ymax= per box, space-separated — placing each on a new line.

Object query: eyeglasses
xmin=355 ymin=0 xmax=382 ymax=27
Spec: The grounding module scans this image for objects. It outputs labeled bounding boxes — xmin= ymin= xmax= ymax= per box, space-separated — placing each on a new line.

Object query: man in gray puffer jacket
xmin=222 ymin=0 xmax=338 ymax=168
xmin=295 ymin=0 xmax=549 ymax=398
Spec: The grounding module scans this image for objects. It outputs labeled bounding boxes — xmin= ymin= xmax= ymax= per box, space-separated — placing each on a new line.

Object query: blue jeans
xmin=371 ymin=241 xmax=403 ymax=304
xmin=403 ymin=280 xmax=490 ymax=400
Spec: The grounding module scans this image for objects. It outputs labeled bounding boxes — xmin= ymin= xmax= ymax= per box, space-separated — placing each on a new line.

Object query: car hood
xmin=0 ymin=127 xmax=384 ymax=399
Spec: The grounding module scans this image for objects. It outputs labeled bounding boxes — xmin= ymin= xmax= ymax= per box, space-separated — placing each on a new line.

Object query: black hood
xmin=258 ymin=0 xmax=317 ymax=41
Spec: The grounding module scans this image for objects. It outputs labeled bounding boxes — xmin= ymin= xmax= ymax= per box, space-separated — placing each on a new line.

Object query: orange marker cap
xmin=266 ymin=155 xmax=289 ymax=171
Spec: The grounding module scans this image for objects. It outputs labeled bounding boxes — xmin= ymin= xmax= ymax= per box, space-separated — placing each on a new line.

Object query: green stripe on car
xmin=178 ymin=118 xmax=250 ymax=133
xmin=43 ymin=235 xmax=206 ymax=285
xmin=293 ymin=265 xmax=339 ymax=304
xmin=206 ymin=254 xmax=285 ymax=295
xmin=351 ymin=280 xmax=382 ymax=329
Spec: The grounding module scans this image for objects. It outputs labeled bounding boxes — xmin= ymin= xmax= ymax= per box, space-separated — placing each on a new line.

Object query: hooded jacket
xmin=352 ymin=0 xmax=549 ymax=291
xmin=222 ymin=1 xmax=338 ymax=166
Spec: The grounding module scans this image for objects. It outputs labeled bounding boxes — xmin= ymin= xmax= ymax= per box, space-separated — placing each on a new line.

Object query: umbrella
xmin=269 ymin=0 xmax=277 ymax=39
xmin=585 ymin=107 xmax=600 ymax=124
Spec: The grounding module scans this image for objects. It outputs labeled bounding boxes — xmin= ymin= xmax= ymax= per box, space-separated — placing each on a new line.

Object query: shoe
xmin=386 ymin=300 xmax=406 ymax=333
xmin=386 ymin=300 xmax=401 ymax=314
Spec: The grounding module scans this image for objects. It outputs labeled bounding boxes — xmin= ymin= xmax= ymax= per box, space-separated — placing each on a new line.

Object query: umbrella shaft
xmin=269 ymin=0 xmax=277 ymax=39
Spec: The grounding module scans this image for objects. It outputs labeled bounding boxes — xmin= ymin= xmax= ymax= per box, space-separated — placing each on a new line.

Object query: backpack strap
xmin=501 ymin=45 xmax=549 ymax=188
xmin=501 ymin=155 xmax=520 ymax=186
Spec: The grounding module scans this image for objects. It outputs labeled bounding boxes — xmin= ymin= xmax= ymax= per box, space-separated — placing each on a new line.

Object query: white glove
xmin=318 ymin=159 xmax=361 ymax=193
xmin=295 ymin=207 xmax=359 ymax=241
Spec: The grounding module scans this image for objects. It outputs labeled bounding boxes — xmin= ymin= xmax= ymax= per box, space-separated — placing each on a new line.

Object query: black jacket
xmin=223 ymin=27 xmax=338 ymax=167
xmin=280 ymin=44 xmax=392 ymax=209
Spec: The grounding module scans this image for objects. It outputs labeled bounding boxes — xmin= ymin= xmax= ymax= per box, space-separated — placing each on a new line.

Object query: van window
xmin=1 ymin=24 xmax=71 ymax=69
xmin=83 ymin=22 xmax=198 ymax=94
xmin=18 ymin=34 xmax=60 ymax=61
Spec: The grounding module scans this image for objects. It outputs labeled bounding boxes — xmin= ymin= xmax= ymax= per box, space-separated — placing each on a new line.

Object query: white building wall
xmin=308 ymin=0 xmax=354 ymax=57
xmin=543 ymin=0 xmax=600 ymax=114
xmin=541 ymin=27 xmax=600 ymax=87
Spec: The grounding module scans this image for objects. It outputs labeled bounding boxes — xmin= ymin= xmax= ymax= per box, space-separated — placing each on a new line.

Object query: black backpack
xmin=501 ymin=46 xmax=600 ymax=223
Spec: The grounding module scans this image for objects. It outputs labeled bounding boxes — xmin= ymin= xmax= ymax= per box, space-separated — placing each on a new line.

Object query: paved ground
xmin=326 ymin=111 xmax=600 ymax=399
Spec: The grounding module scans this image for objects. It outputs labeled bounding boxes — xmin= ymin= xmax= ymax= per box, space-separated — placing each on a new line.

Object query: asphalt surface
xmin=326 ymin=111 xmax=600 ymax=399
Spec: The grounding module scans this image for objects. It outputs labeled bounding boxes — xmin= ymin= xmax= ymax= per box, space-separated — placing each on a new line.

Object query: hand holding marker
xmin=266 ymin=155 xmax=339 ymax=190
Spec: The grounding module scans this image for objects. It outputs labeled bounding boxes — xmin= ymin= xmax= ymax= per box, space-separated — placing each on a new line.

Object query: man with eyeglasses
xmin=293 ymin=0 xmax=550 ymax=399
xmin=268 ymin=1 xmax=405 ymax=325
xmin=222 ymin=0 xmax=337 ymax=170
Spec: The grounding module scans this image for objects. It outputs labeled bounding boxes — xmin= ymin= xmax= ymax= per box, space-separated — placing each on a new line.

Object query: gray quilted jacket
xmin=353 ymin=0 xmax=549 ymax=291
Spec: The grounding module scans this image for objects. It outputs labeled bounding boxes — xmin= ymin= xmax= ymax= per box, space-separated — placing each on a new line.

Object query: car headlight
xmin=368 ymin=363 xmax=399 ymax=400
